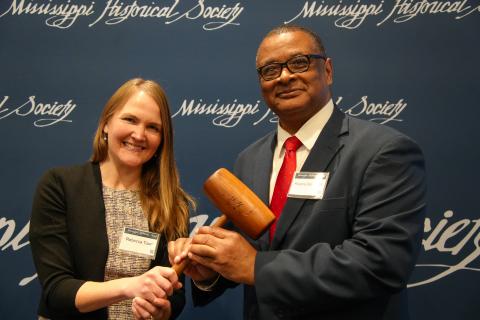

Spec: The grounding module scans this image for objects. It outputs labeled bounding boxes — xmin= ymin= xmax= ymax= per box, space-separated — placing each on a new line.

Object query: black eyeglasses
xmin=257 ymin=54 xmax=326 ymax=81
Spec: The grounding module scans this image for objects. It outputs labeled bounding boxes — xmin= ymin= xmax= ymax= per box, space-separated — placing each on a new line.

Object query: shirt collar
xmin=276 ymin=99 xmax=334 ymax=151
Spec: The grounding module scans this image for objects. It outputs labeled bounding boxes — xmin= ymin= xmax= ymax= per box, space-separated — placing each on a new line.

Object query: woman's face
xmin=103 ymin=90 xmax=162 ymax=172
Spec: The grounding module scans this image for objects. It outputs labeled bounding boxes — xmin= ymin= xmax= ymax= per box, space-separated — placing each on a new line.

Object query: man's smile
xmin=277 ymin=88 xmax=303 ymax=98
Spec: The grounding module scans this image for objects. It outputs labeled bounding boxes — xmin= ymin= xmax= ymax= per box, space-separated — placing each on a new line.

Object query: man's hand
xmin=168 ymin=238 xmax=218 ymax=282
xmin=188 ymin=226 xmax=257 ymax=285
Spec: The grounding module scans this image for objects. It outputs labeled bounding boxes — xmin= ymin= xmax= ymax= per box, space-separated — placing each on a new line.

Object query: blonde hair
xmin=92 ymin=78 xmax=194 ymax=241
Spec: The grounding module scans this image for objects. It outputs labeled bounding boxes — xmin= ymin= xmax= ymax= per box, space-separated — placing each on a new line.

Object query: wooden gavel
xmin=172 ymin=168 xmax=275 ymax=275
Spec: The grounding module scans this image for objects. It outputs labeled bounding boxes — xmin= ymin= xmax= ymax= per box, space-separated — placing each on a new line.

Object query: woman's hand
xmin=125 ymin=266 xmax=182 ymax=302
xmin=75 ymin=266 xmax=181 ymax=313
xmin=132 ymin=296 xmax=171 ymax=320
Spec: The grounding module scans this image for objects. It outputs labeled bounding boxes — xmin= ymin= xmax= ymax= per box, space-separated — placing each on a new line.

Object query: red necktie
xmin=269 ymin=136 xmax=302 ymax=241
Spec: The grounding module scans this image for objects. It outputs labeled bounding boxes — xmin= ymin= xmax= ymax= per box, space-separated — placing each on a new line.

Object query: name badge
xmin=118 ymin=227 xmax=160 ymax=259
xmin=288 ymin=171 xmax=329 ymax=199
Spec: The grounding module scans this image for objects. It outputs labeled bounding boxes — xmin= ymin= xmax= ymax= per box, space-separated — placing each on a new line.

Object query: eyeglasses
xmin=257 ymin=54 xmax=326 ymax=81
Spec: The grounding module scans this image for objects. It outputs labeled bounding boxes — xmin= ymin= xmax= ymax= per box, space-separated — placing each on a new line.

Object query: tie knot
xmin=284 ymin=136 xmax=302 ymax=152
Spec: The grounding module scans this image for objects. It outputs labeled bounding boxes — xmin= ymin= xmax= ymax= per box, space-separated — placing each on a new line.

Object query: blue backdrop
xmin=1 ymin=0 xmax=479 ymax=319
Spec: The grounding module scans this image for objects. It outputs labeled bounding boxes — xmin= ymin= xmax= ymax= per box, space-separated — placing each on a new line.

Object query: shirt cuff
xmin=192 ymin=274 xmax=221 ymax=292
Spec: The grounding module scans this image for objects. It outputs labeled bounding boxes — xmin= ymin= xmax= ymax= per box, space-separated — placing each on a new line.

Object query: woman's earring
xmin=102 ymin=132 xmax=108 ymax=142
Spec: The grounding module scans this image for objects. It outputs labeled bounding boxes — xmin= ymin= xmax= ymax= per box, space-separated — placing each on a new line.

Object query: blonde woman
xmin=30 ymin=78 xmax=194 ymax=320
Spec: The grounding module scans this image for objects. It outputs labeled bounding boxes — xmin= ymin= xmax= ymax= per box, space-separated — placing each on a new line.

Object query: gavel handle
xmin=172 ymin=214 xmax=229 ymax=275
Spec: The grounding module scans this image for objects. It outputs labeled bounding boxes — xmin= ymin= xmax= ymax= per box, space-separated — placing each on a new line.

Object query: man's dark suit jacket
xmin=193 ymin=107 xmax=426 ymax=320
xmin=29 ymin=162 xmax=185 ymax=320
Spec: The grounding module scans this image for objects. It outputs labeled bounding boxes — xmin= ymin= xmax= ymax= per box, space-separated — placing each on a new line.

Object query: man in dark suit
xmin=169 ymin=25 xmax=426 ymax=320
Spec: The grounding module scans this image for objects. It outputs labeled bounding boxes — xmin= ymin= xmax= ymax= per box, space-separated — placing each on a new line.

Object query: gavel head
xmin=203 ymin=168 xmax=275 ymax=239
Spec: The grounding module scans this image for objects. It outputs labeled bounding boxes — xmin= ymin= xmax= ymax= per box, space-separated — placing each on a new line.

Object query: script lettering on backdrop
xmin=171 ymin=95 xmax=407 ymax=127
xmin=336 ymin=96 xmax=407 ymax=124
xmin=0 ymin=96 xmax=76 ymax=127
xmin=0 ymin=217 xmax=34 ymax=285
xmin=408 ymin=210 xmax=480 ymax=287
xmin=171 ymin=98 xmax=277 ymax=127
xmin=286 ymin=0 xmax=480 ymax=29
xmin=0 ymin=0 xmax=244 ymax=30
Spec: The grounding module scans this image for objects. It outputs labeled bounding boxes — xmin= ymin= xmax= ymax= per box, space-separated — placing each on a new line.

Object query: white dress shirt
xmin=269 ymin=99 xmax=334 ymax=202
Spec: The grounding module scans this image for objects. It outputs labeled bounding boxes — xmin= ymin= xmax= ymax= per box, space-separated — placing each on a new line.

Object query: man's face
xmin=256 ymin=31 xmax=333 ymax=129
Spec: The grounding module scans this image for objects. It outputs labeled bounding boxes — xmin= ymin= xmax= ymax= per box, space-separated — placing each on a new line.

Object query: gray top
xmin=103 ymin=185 xmax=150 ymax=320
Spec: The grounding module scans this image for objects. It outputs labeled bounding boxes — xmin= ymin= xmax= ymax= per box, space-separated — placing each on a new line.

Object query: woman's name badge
xmin=288 ymin=172 xmax=329 ymax=199
xmin=118 ymin=227 xmax=160 ymax=259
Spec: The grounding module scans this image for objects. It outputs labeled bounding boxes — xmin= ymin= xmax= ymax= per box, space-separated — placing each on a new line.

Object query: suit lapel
xmin=271 ymin=107 xmax=348 ymax=248
xmin=252 ymin=133 xmax=276 ymax=250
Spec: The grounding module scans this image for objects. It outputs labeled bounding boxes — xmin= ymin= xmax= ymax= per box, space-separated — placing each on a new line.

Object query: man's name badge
xmin=288 ymin=171 xmax=329 ymax=199
xmin=118 ymin=227 xmax=160 ymax=259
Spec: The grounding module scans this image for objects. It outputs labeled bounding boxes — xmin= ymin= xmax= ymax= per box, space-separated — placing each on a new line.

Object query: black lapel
xmin=271 ymin=107 xmax=348 ymax=248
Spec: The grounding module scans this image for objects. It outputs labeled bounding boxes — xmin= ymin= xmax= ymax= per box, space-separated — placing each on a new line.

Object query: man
xmin=169 ymin=25 xmax=426 ymax=320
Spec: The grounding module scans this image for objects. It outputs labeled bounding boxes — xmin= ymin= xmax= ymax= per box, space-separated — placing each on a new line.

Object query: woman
xmin=30 ymin=78 xmax=194 ymax=320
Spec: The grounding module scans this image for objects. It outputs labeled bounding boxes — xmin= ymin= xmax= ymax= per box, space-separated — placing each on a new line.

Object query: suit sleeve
xmin=29 ymin=169 xmax=86 ymax=316
xmin=253 ymin=134 xmax=426 ymax=311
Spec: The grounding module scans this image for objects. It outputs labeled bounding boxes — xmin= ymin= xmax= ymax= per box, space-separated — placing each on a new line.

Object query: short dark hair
xmin=261 ymin=25 xmax=326 ymax=55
